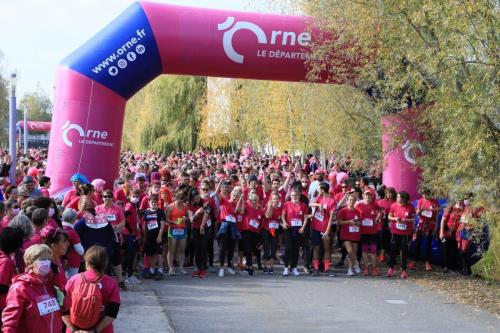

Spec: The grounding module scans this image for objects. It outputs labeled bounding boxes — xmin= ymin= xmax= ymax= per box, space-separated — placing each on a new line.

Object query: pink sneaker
xmin=387 ymin=267 xmax=394 ymax=277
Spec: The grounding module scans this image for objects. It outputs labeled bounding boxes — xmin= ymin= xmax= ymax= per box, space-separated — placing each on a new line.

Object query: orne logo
xmin=402 ymin=140 xmax=424 ymax=165
xmin=218 ymin=17 xmax=311 ymax=64
xmin=62 ymin=121 xmax=112 ymax=148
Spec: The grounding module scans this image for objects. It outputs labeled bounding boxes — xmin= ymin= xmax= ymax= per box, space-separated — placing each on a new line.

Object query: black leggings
xmin=208 ymin=234 xmax=215 ymax=268
xmin=413 ymin=230 xmax=433 ymax=262
xmin=442 ymin=236 xmax=459 ymax=270
xmin=219 ymin=226 xmax=235 ymax=268
xmin=388 ymin=234 xmax=409 ymax=270
xmin=193 ymin=228 xmax=209 ymax=270
xmin=262 ymin=230 xmax=278 ymax=260
xmin=242 ymin=231 xmax=259 ymax=267
xmin=284 ymin=229 xmax=309 ymax=268
xmin=378 ymin=219 xmax=391 ymax=253
xmin=123 ymin=235 xmax=137 ymax=277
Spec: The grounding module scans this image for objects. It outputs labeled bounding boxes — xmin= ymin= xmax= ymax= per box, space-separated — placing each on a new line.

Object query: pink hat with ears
xmin=91 ymin=179 xmax=106 ymax=192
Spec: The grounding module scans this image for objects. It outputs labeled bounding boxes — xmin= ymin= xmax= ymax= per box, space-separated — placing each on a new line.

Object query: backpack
xmin=70 ymin=273 xmax=103 ymax=329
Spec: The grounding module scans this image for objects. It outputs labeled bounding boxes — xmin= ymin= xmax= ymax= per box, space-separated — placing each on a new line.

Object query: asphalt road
xmin=145 ymin=268 xmax=499 ymax=333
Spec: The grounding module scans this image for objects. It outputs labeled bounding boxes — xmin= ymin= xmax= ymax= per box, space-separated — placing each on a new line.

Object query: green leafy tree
xmin=123 ymin=75 xmax=207 ymax=153
xmin=18 ymin=85 xmax=52 ymax=122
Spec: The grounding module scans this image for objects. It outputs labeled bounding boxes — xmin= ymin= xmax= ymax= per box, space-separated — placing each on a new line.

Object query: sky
xmin=0 ymin=0 xmax=266 ymax=100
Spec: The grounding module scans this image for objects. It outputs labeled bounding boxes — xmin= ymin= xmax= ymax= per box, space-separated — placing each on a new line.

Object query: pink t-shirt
xmin=0 ymin=251 xmax=17 ymax=310
xmin=95 ymin=204 xmax=125 ymax=227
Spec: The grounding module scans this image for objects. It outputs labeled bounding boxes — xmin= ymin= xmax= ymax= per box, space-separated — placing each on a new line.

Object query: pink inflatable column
xmin=381 ymin=109 xmax=423 ymax=200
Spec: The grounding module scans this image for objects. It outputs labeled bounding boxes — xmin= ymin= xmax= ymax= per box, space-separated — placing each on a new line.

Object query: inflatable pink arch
xmin=47 ymin=1 xmax=419 ymax=197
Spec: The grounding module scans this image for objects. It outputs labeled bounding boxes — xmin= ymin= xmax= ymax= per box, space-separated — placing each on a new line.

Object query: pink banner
xmin=382 ymin=109 xmax=423 ymax=201
xmin=17 ymin=121 xmax=52 ymax=132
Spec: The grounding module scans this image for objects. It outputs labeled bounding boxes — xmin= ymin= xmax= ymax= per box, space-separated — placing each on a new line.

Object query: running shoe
xmin=425 ymin=262 xmax=432 ymax=271
xmin=269 ymin=268 xmax=275 ymax=275
xmin=237 ymin=263 xmax=244 ymax=270
xmin=143 ymin=270 xmax=153 ymax=280
xmin=263 ymin=268 xmax=269 ymax=274
xmin=442 ymin=267 xmax=449 ymax=274
xmin=154 ymin=271 xmax=164 ymax=281
xmin=218 ymin=268 xmax=225 ymax=277
xmin=362 ymin=267 xmax=370 ymax=276
xmin=127 ymin=275 xmax=141 ymax=284
xmin=313 ymin=269 xmax=320 ymax=277
xmin=227 ymin=267 xmax=236 ymax=275
xmin=407 ymin=261 xmax=417 ymax=270
xmin=303 ymin=266 xmax=311 ymax=274
xmin=292 ymin=268 xmax=300 ymax=276
xmin=371 ymin=267 xmax=380 ymax=276
xmin=119 ymin=281 xmax=128 ymax=291
xmin=377 ymin=255 xmax=386 ymax=263
xmin=192 ymin=270 xmax=201 ymax=278
xmin=168 ymin=269 xmax=176 ymax=276
xmin=199 ymin=270 xmax=207 ymax=278
xmin=179 ymin=269 xmax=189 ymax=275
xmin=249 ymin=268 xmax=254 ymax=276
xmin=354 ymin=263 xmax=361 ymax=274
xmin=208 ymin=266 xmax=216 ymax=273
xmin=346 ymin=268 xmax=354 ymax=276
xmin=386 ymin=267 xmax=394 ymax=277
xmin=328 ymin=272 xmax=337 ymax=277
xmin=400 ymin=270 xmax=408 ymax=279
xmin=283 ymin=267 xmax=290 ymax=276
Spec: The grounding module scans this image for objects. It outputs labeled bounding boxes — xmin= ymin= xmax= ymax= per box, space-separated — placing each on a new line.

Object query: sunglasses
xmin=201 ymin=188 xmax=209 ymax=191
xmin=103 ymin=196 xmax=113 ymax=199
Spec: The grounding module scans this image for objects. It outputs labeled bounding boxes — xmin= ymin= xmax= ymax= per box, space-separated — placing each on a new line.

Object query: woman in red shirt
xmin=411 ymin=189 xmax=439 ymax=271
xmin=281 ymin=189 xmax=309 ymax=276
xmin=41 ymin=227 xmax=69 ymax=291
xmin=188 ymin=187 xmax=210 ymax=278
xmin=356 ymin=190 xmax=382 ymax=276
xmin=240 ymin=193 xmax=263 ymax=275
xmin=387 ymin=191 xmax=415 ymax=279
xmin=337 ymin=194 xmax=362 ymax=276
xmin=263 ymin=191 xmax=282 ymax=275
xmin=439 ymin=199 xmax=464 ymax=273
xmin=309 ymin=182 xmax=336 ymax=276
xmin=0 ymin=228 xmax=23 ymax=321
xmin=376 ymin=187 xmax=396 ymax=262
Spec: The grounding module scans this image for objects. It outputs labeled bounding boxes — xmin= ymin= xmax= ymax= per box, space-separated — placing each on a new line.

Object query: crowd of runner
xmin=0 ymin=147 xmax=487 ymax=332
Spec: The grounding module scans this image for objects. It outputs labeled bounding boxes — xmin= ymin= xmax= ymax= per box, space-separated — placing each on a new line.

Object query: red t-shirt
xmin=416 ymin=198 xmax=438 ymax=231
xmin=355 ymin=201 xmax=380 ymax=235
xmin=334 ymin=192 xmax=347 ymax=204
xmin=23 ymin=230 xmax=43 ymax=251
xmin=442 ymin=206 xmax=463 ymax=237
xmin=123 ymin=202 xmax=139 ymax=238
xmin=242 ymin=203 xmax=263 ymax=233
xmin=262 ymin=205 xmax=283 ymax=231
xmin=389 ymin=203 xmax=415 ymax=236
xmin=311 ymin=196 xmax=336 ymax=233
xmin=219 ymin=198 xmax=239 ymax=224
xmin=63 ymin=188 xmax=78 ymax=207
xmin=62 ymin=223 xmax=82 ymax=268
xmin=264 ymin=189 xmax=286 ymax=208
xmin=201 ymin=197 xmax=217 ymax=228
xmin=65 ymin=270 xmax=120 ymax=333
xmin=189 ymin=204 xmax=204 ymax=229
xmin=282 ymin=201 xmax=308 ymax=228
xmin=0 ymin=251 xmax=17 ymax=310
xmin=337 ymin=207 xmax=362 ymax=241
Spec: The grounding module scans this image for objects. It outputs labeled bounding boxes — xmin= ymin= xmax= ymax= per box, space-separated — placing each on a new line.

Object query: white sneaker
xmin=354 ymin=263 xmax=361 ymax=274
xmin=283 ymin=267 xmax=290 ymax=276
xmin=127 ymin=275 xmax=141 ymax=284
xmin=227 ymin=267 xmax=236 ymax=275
xmin=218 ymin=268 xmax=225 ymax=278
xmin=347 ymin=268 xmax=355 ymax=276
xmin=292 ymin=268 xmax=300 ymax=276
xmin=179 ymin=269 xmax=188 ymax=275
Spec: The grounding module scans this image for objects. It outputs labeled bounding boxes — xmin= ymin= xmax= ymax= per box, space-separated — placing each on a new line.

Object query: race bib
xmin=249 ymin=219 xmax=260 ymax=229
xmin=421 ymin=210 xmax=432 ymax=218
xmin=362 ymin=218 xmax=373 ymax=227
xmin=226 ymin=215 xmax=236 ymax=223
xmin=268 ymin=221 xmax=279 ymax=229
xmin=37 ymin=297 xmax=60 ymax=316
xmin=460 ymin=216 xmax=468 ymax=224
xmin=147 ymin=220 xmax=159 ymax=230
xmin=348 ymin=226 xmax=360 ymax=233
xmin=206 ymin=219 xmax=212 ymax=227
xmin=172 ymin=228 xmax=185 ymax=236
xmin=291 ymin=218 xmax=302 ymax=227
xmin=396 ymin=222 xmax=407 ymax=231
xmin=314 ymin=211 xmax=324 ymax=222
xmin=106 ymin=214 xmax=117 ymax=222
